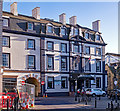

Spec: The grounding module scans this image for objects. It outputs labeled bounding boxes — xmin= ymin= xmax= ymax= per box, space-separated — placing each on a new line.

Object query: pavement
xmin=29 ymin=96 xmax=120 ymax=111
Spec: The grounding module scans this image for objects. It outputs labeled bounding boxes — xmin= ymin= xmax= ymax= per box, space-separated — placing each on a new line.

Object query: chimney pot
xmin=32 ymin=7 xmax=40 ymax=20
xmin=59 ymin=13 xmax=66 ymax=25
xmin=69 ymin=16 xmax=77 ymax=26
xmin=10 ymin=2 xmax=18 ymax=16
xmin=92 ymin=20 xmax=100 ymax=32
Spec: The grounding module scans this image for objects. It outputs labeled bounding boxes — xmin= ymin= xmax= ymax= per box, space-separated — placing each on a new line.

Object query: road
xmin=30 ymin=96 xmax=120 ymax=111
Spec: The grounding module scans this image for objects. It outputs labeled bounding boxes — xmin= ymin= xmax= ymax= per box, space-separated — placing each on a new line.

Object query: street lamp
xmin=114 ymin=65 xmax=118 ymax=103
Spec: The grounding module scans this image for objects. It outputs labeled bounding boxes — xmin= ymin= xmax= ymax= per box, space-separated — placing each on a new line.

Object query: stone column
xmin=0 ymin=0 xmax=3 ymax=93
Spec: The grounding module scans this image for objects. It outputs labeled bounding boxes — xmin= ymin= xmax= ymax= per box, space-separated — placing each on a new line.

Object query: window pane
xmin=85 ymin=58 xmax=91 ymax=71
xmin=28 ymin=23 xmax=33 ymax=30
xmin=2 ymin=37 xmax=9 ymax=46
xmin=61 ymin=43 xmax=67 ymax=53
xmin=74 ymin=28 xmax=78 ymax=35
xmin=3 ymin=18 xmax=8 ymax=27
xmin=61 ymin=28 xmax=66 ymax=35
xmin=96 ymin=35 xmax=100 ymax=41
xmin=28 ymin=56 xmax=35 ymax=68
xmin=48 ymin=77 xmax=54 ymax=89
xmin=61 ymin=57 xmax=67 ymax=70
xmin=48 ymin=56 xmax=53 ymax=70
xmin=74 ymin=45 xmax=79 ymax=53
xmin=48 ymin=26 xmax=53 ymax=33
xmin=85 ymin=33 xmax=89 ymax=39
xmin=61 ymin=77 xmax=67 ymax=88
xmin=96 ymin=78 xmax=101 ymax=88
xmin=2 ymin=54 xmax=9 ymax=67
xmin=47 ymin=42 xmax=53 ymax=50
xmin=28 ymin=39 xmax=35 ymax=49
xmin=96 ymin=48 xmax=101 ymax=55
xmin=90 ymin=34 xmax=95 ymax=41
xmin=96 ymin=60 xmax=101 ymax=72
xmin=85 ymin=46 xmax=90 ymax=54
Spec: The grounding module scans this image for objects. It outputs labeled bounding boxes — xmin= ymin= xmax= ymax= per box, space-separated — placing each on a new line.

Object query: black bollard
xmin=111 ymin=101 xmax=113 ymax=110
xmin=95 ymin=97 xmax=97 ymax=108
xmin=117 ymin=103 xmax=119 ymax=109
xmin=108 ymin=103 xmax=110 ymax=109
xmin=85 ymin=99 xmax=87 ymax=105
xmin=14 ymin=98 xmax=17 ymax=111
xmin=7 ymin=99 xmax=9 ymax=111
xmin=78 ymin=97 xmax=80 ymax=103
xmin=99 ymin=96 xmax=101 ymax=100
xmin=75 ymin=96 xmax=77 ymax=101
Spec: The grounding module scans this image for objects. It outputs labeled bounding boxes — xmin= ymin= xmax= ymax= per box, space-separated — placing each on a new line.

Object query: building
xmin=0 ymin=0 xmax=3 ymax=93
xmin=2 ymin=2 xmax=107 ymax=96
xmin=105 ymin=53 xmax=120 ymax=91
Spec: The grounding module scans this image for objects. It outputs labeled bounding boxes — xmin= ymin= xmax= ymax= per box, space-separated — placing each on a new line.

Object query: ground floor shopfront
xmin=2 ymin=70 xmax=41 ymax=96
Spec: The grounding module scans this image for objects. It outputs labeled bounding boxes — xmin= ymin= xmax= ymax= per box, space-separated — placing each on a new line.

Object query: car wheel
xmin=102 ymin=93 xmax=106 ymax=97
xmin=92 ymin=93 xmax=96 ymax=97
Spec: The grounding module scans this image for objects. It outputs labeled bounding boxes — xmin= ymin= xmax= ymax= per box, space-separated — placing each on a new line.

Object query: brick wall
xmin=0 ymin=1 xmax=3 ymax=93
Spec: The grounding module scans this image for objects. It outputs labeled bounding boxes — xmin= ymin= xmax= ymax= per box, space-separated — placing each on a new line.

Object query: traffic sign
xmin=41 ymin=81 xmax=45 ymax=85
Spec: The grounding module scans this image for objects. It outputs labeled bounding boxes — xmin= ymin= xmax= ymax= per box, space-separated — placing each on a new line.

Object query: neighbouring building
xmin=2 ymin=2 xmax=107 ymax=96
xmin=0 ymin=0 xmax=3 ymax=93
xmin=105 ymin=53 xmax=120 ymax=91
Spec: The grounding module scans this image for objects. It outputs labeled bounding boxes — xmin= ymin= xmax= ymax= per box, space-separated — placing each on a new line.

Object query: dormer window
xmin=28 ymin=23 xmax=33 ymax=30
xmin=61 ymin=28 xmax=66 ymax=35
xmin=3 ymin=18 xmax=9 ymax=27
xmin=74 ymin=28 xmax=78 ymax=35
xmin=85 ymin=33 xmax=89 ymax=39
xmin=96 ymin=35 xmax=100 ymax=41
xmin=48 ymin=26 xmax=53 ymax=33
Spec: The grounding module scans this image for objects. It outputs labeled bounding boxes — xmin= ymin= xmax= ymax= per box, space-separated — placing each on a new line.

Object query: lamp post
xmin=114 ymin=65 xmax=118 ymax=103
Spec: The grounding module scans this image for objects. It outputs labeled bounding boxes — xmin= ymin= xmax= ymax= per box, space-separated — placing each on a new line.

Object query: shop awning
xmin=78 ymin=75 xmax=95 ymax=80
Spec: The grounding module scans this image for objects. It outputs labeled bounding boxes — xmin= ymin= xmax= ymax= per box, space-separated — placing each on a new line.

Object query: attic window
xmin=96 ymin=35 xmax=100 ymax=41
xmin=74 ymin=28 xmax=78 ymax=35
xmin=85 ymin=33 xmax=89 ymax=39
xmin=61 ymin=28 xmax=66 ymax=35
xmin=28 ymin=23 xmax=33 ymax=30
xmin=3 ymin=18 xmax=9 ymax=27
xmin=48 ymin=26 xmax=53 ymax=33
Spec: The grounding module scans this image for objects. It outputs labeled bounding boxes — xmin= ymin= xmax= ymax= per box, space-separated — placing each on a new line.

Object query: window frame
xmin=74 ymin=44 xmax=79 ymax=53
xmin=96 ymin=34 xmax=100 ymax=41
xmin=27 ymin=39 xmax=35 ymax=50
xmin=96 ymin=47 xmax=101 ymax=56
xmin=2 ymin=53 xmax=10 ymax=68
xmin=27 ymin=22 xmax=34 ymax=31
xmin=3 ymin=18 xmax=9 ymax=27
xmin=96 ymin=77 xmax=101 ymax=88
xmin=61 ymin=76 xmax=68 ymax=89
xmin=85 ymin=46 xmax=90 ymax=55
xmin=85 ymin=58 xmax=91 ymax=71
xmin=61 ymin=56 xmax=67 ymax=71
xmin=85 ymin=33 xmax=89 ymax=39
xmin=47 ymin=55 xmax=54 ymax=70
xmin=61 ymin=28 xmax=66 ymax=36
xmin=47 ymin=25 xmax=53 ymax=33
xmin=2 ymin=36 xmax=10 ymax=47
xmin=96 ymin=59 xmax=101 ymax=72
xmin=47 ymin=41 xmax=54 ymax=51
xmin=61 ymin=43 xmax=67 ymax=53
xmin=47 ymin=76 xmax=54 ymax=89
xmin=28 ymin=55 xmax=36 ymax=69
xmin=74 ymin=28 xmax=79 ymax=36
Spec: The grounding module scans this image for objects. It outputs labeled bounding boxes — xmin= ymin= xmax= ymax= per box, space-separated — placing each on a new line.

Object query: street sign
xmin=22 ymin=81 xmax=25 ymax=85
xmin=114 ymin=81 xmax=117 ymax=85
xmin=41 ymin=81 xmax=45 ymax=85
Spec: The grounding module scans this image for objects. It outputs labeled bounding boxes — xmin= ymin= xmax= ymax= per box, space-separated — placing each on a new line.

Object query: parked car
xmin=85 ymin=88 xmax=106 ymax=97
xmin=107 ymin=89 xmax=120 ymax=99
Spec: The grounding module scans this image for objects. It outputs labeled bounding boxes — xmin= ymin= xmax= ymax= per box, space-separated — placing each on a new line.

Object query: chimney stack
xmin=10 ymin=2 xmax=18 ymax=16
xmin=92 ymin=20 xmax=100 ymax=32
xmin=32 ymin=7 xmax=40 ymax=20
xmin=59 ymin=13 xmax=66 ymax=25
xmin=69 ymin=16 xmax=77 ymax=26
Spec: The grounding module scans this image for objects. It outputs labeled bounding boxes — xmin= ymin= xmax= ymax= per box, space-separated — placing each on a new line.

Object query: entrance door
xmin=25 ymin=77 xmax=39 ymax=96
xmin=77 ymin=79 xmax=84 ymax=90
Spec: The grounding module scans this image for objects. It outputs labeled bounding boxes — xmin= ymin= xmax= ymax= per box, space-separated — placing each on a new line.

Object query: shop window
xmin=47 ymin=77 xmax=54 ymax=89
xmin=61 ymin=77 xmax=68 ymax=88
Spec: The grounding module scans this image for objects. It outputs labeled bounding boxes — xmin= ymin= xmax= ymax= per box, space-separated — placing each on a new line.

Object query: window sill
xmin=27 ymin=48 xmax=35 ymax=50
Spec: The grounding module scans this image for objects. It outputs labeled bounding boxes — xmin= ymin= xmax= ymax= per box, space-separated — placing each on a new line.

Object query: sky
xmin=3 ymin=2 xmax=118 ymax=54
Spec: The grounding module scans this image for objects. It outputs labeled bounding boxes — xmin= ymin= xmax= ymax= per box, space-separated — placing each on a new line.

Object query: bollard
xmin=78 ymin=97 xmax=80 ymax=103
xmin=14 ymin=98 xmax=17 ymax=111
xmin=108 ymin=103 xmax=110 ymax=109
xmin=75 ymin=96 xmax=77 ymax=101
xmin=111 ymin=100 xmax=113 ymax=110
xmin=95 ymin=97 xmax=97 ymax=108
xmin=85 ymin=99 xmax=87 ymax=105
xmin=117 ymin=103 xmax=119 ymax=109
xmin=99 ymin=96 xmax=101 ymax=100
xmin=7 ymin=99 xmax=9 ymax=111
